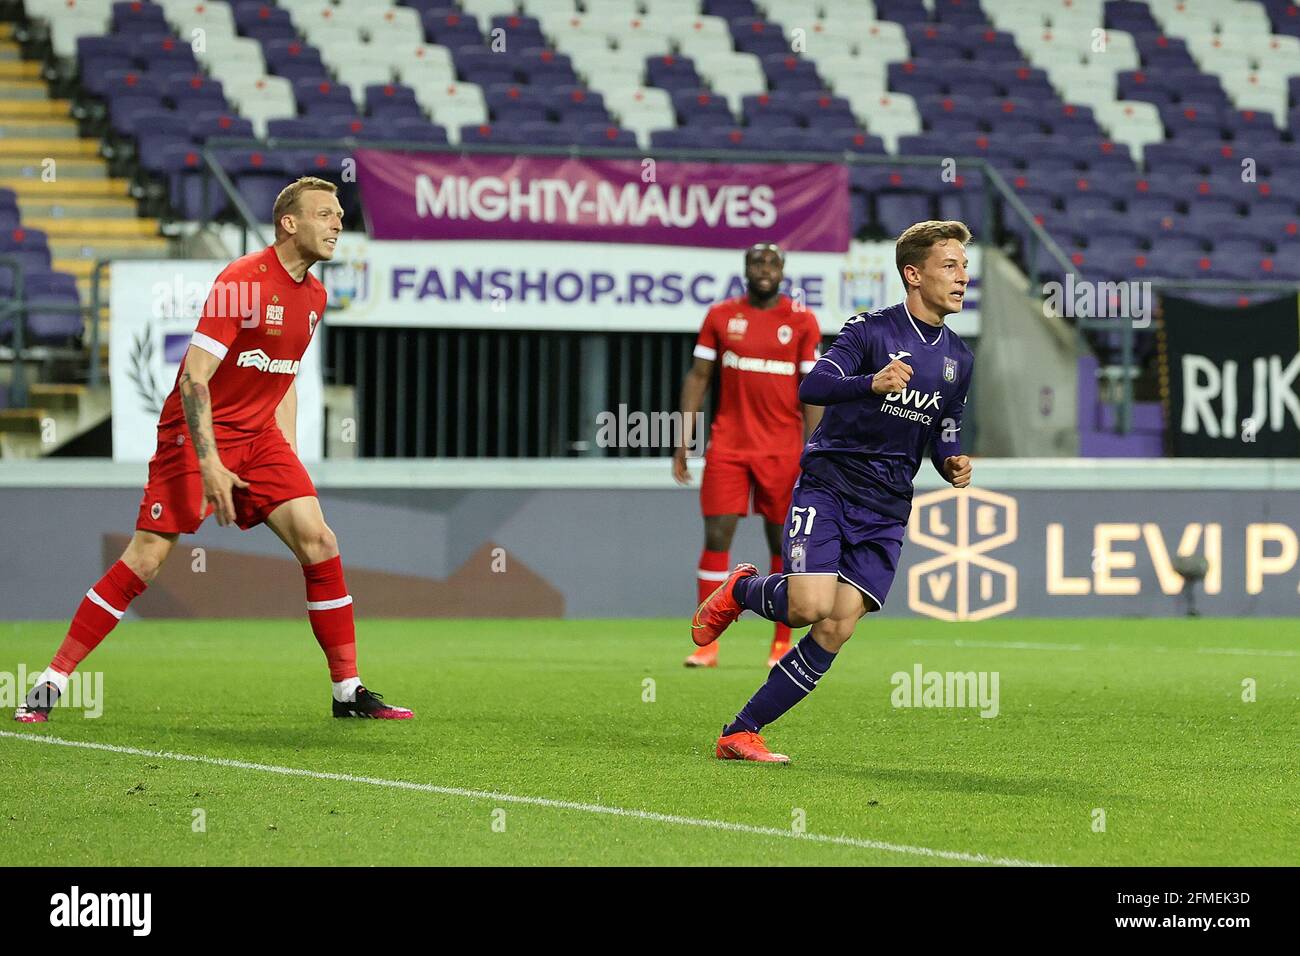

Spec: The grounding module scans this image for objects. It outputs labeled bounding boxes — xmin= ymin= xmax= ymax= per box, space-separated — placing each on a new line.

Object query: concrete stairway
xmin=0 ymin=20 xmax=158 ymax=455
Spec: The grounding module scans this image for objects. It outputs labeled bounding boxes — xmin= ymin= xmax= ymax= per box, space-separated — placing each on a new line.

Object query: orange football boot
xmin=690 ymin=563 xmax=757 ymax=647
xmin=684 ymin=642 xmax=720 ymax=667
xmin=715 ymin=729 xmax=790 ymax=763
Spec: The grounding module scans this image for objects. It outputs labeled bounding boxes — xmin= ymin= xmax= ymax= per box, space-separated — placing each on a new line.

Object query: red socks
xmin=697 ymin=548 xmax=730 ymax=606
xmin=770 ymin=553 xmax=791 ymax=647
xmin=302 ymin=555 xmax=358 ymax=681
xmin=52 ymin=561 xmax=147 ymax=674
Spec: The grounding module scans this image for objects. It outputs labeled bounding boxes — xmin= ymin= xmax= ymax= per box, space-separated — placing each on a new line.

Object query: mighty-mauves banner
xmin=354 ymin=149 xmax=850 ymax=251
xmin=1160 ymin=294 xmax=1300 ymax=457
xmin=109 ymin=261 xmax=324 ymax=463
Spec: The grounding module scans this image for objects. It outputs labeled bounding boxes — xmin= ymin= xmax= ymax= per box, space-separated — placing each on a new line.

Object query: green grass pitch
xmin=1 ymin=617 xmax=1296 ymax=866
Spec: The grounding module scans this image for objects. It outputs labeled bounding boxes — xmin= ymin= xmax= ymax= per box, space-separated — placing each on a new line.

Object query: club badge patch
xmin=777 ymin=324 xmax=793 ymax=345
xmin=943 ymin=356 xmax=957 ymax=382
xmin=150 ymin=502 xmax=163 ymax=520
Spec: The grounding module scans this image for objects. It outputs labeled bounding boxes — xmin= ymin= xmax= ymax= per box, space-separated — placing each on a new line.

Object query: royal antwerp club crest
xmin=943 ymin=356 xmax=957 ymax=382
xmin=308 ymin=311 xmax=319 ymax=335
xmin=777 ymin=324 xmax=793 ymax=344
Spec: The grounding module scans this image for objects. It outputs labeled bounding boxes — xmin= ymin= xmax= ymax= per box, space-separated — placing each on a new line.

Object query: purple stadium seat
xmin=849 ymin=191 xmax=869 ymax=235
xmin=1262 ymin=244 xmax=1300 ymax=279
xmin=190 ymin=112 xmax=254 ymax=143
xmin=135 ymin=112 xmax=192 ymax=171
xmin=649 ymin=128 xmax=711 ymax=149
xmin=263 ymin=39 xmax=324 ymax=72
xmin=112 ymin=1 xmax=168 ymax=32
xmin=958 ymin=27 xmax=1019 ymax=60
xmin=933 ymin=0 xmax=989 ymax=26
xmin=822 ymin=129 xmax=886 ymax=155
xmin=646 ymin=55 xmax=699 ymax=90
xmin=905 ymin=24 xmax=965 ymax=62
xmin=78 ymin=37 xmax=134 ymax=95
xmin=731 ymin=20 xmax=789 ymax=58
xmin=19 ymin=272 xmax=82 ymax=346
xmin=575 ymin=124 xmax=637 ymax=148
xmin=673 ymin=89 xmax=734 ymax=125
xmin=1063 ymin=194 xmax=1119 ymax=219
xmin=763 ymin=55 xmax=822 ymax=92
xmin=267 ymin=118 xmax=334 ymax=141
xmin=516 ymin=48 xmax=577 ymax=86
xmin=704 ymin=0 xmax=757 ymax=17
xmin=485 ymin=83 xmax=550 ymax=123
xmin=742 ymin=91 xmax=802 ymax=127
xmin=387 ymin=118 xmax=449 ymax=144
xmin=1106 ymin=0 xmax=1159 ymax=31
xmin=234 ymin=2 xmax=293 ymax=32
xmin=554 ymin=99 xmax=609 ymax=127
xmin=889 ymin=61 xmax=946 ymax=100
xmin=214 ymin=148 xmax=292 ymax=221
xmin=875 ymin=0 xmax=931 ymax=25
xmin=365 ymin=84 xmax=421 ymax=117
xmin=133 ymin=34 xmax=198 ymax=74
xmin=1135 ymin=34 xmax=1196 ymax=70
xmin=514 ymin=121 xmax=578 ymax=146
xmin=158 ymin=144 xmax=225 ymax=218
xmin=0 ymin=227 xmax=52 ymax=274
xmin=294 ymin=79 xmax=357 ymax=115
xmin=422 ymin=10 xmax=484 ymax=47
xmin=490 ymin=13 xmax=545 ymax=47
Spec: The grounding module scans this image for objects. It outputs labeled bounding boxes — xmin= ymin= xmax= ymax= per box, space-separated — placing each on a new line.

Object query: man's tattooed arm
xmin=178 ymin=350 xmax=221 ymax=466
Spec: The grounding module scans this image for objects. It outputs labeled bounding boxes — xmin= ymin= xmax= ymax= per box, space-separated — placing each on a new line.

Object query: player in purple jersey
xmin=689 ymin=221 xmax=975 ymax=762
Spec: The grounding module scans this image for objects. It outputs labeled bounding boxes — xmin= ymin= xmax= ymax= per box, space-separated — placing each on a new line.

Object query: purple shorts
xmin=781 ymin=474 xmax=905 ymax=612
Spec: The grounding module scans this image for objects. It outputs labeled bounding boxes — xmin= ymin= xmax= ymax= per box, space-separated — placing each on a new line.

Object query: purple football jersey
xmin=798 ymin=302 xmax=973 ymax=520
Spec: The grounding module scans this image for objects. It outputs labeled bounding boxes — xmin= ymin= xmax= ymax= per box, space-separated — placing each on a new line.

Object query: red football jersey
xmin=693 ymin=294 xmax=821 ymax=458
xmin=156 ymin=245 xmax=327 ymax=446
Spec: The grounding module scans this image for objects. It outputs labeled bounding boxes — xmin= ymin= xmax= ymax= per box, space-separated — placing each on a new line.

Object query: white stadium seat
xmin=464 ymin=0 xmax=522 ymax=21
xmin=762 ymin=0 xmax=823 ymax=26
xmin=695 ymin=51 xmax=766 ymax=111
xmin=665 ymin=13 xmax=731 ymax=48
xmin=816 ymin=53 xmax=888 ymax=95
xmin=168 ymin=2 xmax=237 ymax=41
xmin=795 ymin=22 xmax=858 ymax=60
xmin=422 ymin=85 xmax=490 ymax=143
xmin=364 ymin=5 xmax=423 ymax=43
xmin=1094 ymin=99 xmax=1164 ymax=164
xmin=583 ymin=0 xmax=643 ymax=19
xmin=856 ymin=20 xmax=909 ymax=64
xmin=225 ymin=75 xmax=296 ymax=138
xmin=643 ymin=0 xmax=703 ymax=19
xmin=396 ymin=57 xmax=458 ymax=90
xmin=200 ymin=37 xmax=268 ymax=85
xmin=572 ymin=48 xmax=646 ymax=92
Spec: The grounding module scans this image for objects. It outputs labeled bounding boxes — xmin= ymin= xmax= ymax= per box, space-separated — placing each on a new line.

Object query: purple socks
xmin=724 ymin=634 xmax=837 ymax=735
xmin=732 ymin=572 xmax=790 ymax=626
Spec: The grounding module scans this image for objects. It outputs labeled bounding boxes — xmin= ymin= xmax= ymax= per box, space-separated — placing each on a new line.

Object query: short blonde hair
xmin=273 ymin=176 xmax=338 ymax=239
xmin=896 ymin=220 xmax=972 ymax=288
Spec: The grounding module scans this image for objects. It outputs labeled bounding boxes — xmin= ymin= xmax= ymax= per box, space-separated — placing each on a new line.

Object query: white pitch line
xmin=0 ymin=730 xmax=1053 ymax=868
xmin=910 ymin=639 xmax=1299 ymax=657
xmin=910 ymin=639 xmax=1085 ymax=651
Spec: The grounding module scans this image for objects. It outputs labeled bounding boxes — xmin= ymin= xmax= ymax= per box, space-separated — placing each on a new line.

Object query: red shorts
xmin=700 ymin=450 xmax=802 ymax=525
xmin=136 ymin=426 xmax=317 ymax=534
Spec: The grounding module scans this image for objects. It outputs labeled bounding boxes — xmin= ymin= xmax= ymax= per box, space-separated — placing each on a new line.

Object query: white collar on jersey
xmin=903 ymin=302 xmax=944 ymax=347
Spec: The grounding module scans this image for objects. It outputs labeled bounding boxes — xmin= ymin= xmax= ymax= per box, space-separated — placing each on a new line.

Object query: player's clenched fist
xmin=943 ymin=455 xmax=972 ymax=488
xmin=871 ymin=358 xmax=913 ymax=395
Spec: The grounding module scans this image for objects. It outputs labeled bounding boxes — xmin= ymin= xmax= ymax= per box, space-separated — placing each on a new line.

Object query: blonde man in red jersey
xmin=15 ymin=177 xmax=412 ymax=723
xmin=673 ymin=244 xmax=823 ymax=668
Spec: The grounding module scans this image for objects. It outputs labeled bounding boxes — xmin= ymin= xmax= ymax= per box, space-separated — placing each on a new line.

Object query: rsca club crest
xmin=943 ymin=356 xmax=957 ymax=383
xmin=322 ymin=255 xmax=369 ymax=308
